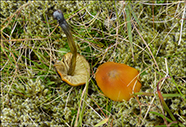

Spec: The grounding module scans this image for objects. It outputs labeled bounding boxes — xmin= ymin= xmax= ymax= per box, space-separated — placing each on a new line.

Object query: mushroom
xmin=95 ymin=62 xmax=141 ymax=101
xmin=53 ymin=10 xmax=90 ymax=86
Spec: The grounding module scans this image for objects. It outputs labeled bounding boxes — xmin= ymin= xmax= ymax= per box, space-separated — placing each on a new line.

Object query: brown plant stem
xmin=157 ymin=76 xmax=177 ymax=126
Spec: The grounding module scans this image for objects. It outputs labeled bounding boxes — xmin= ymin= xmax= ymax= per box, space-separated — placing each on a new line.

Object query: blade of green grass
xmin=127 ymin=4 xmax=143 ymax=30
xmin=133 ymin=92 xmax=182 ymax=98
xmin=126 ymin=4 xmax=134 ymax=61
xmin=149 ymin=111 xmax=173 ymax=123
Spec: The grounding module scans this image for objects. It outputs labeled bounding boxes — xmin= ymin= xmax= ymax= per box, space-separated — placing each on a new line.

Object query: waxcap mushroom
xmin=54 ymin=53 xmax=90 ymax=86
xmin=53 ymin=10 xmax=90 ymax=86
xmin=95 ymin=62 xmax=141 ymax=101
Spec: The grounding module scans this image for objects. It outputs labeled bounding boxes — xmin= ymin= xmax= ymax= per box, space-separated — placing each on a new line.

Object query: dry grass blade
xmin=178 ymin=3 xmax=186 ymax=45
xmin=132 ymin=22 xmax=160 ymax=71
xmin=94 ymin=117 xmax=109 ymax=127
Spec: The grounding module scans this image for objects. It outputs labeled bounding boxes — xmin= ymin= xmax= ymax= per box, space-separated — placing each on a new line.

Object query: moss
xmin=1 ymin=1 xmax=185 ymax=126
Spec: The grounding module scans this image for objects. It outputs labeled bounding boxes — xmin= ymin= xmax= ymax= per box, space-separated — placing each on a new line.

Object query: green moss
xmin=1 ymin=1 xmax=185 ymax=126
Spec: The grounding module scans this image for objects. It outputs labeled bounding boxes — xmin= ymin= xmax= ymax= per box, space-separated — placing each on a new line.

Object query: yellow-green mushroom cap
xmin=54 ymin=53 xmax=90 ymax=86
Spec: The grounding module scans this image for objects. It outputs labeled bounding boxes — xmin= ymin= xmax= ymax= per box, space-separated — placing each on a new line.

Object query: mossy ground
xmin=1 ymin=1 xmax=186 ymax=127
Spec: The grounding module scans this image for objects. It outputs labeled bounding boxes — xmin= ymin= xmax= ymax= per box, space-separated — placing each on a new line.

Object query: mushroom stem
xmin=53 ymin=10 xmax=77 ymax=75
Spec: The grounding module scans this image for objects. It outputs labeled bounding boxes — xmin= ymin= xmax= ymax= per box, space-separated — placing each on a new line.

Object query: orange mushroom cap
xmin=95 ymin=62 xmax=141 ymax=101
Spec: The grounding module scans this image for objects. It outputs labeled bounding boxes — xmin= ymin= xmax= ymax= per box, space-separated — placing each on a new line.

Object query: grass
xmin=1 ymin=1 xmax=186 ymax=127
